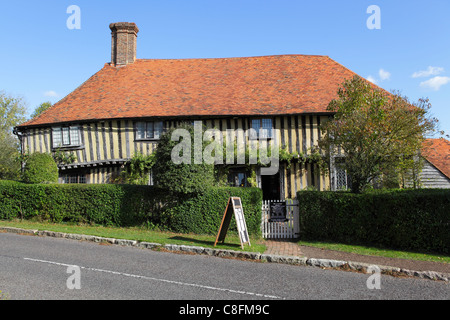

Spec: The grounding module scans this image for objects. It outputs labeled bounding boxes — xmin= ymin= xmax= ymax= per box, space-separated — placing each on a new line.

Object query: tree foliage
xmin=319 ymin=76 xmax=438 ymax=193
xmin=0 ymin=134 xmax=22 ymax=180
xmin=30 ymin=101 xmax=52 ymax=120
xmin=0 ymin=91 xmax=27 ymax=180
xmin=152 ymin=123 xmax=215 ymax=194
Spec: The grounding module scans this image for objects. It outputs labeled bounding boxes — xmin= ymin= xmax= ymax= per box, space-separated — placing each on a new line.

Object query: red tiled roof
xmin=19 ymin=54 xmax=362 ymax=128
xmin=422 ymin=138 xmax=450 ymax=179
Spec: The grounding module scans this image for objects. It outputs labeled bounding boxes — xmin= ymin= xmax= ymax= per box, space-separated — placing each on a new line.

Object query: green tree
xmin=22 ymin=152 xmax=59 ymax=184
xmin=152 ymin=123 xmax=215 ymax=194
xmin=30 ymin=101 xmax=52 ymax=120
xmin=0 ymin=134 xmax=22 ymax=180
xmin=319 ymin=76 xmax=438 ymax=193
xmin=0 ymin=91 xmax=27 ymax=180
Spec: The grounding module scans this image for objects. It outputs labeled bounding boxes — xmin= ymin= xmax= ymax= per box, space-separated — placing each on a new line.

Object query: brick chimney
xmin=109 ymin=22 xmax=139 ymax=66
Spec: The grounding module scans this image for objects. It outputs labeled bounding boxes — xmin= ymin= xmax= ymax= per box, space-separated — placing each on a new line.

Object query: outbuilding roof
xmin=422 ymin=138 xmax=450 ymax=179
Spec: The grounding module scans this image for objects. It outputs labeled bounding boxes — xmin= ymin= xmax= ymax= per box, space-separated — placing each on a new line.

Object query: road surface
xmin=0 ymin=232 xmax=448 ymax=305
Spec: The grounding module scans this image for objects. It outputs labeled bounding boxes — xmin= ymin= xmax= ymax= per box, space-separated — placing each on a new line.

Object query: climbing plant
xmin=52 ymin=148 xmax=77 ymax=165
xmin=116 ymin=152 xmax=156 ymax=185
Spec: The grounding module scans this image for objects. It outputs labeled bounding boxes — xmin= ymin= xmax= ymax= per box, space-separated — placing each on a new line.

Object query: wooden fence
xmin=261 ymin=199 xmax=299 ymax=239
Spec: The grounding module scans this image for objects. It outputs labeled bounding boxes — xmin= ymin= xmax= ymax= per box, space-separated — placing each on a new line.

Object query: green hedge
xmin=161 ymin=187 xmax=263 ymax=236
xmin=0 ymin=180 xmax=166 ymax=226
xmin=0 ymin=181 xmax=262 ymax=236
xmin=297 ymin=189 xmax=450 ymax=254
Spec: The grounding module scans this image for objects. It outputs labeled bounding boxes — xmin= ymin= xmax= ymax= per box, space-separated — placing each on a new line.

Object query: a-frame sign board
xmin=214 ymin=197 xmax=251 ymax=250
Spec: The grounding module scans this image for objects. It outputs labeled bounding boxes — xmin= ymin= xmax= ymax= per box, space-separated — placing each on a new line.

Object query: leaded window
xmin=52 ymin=126 xmax=81 ymax=148
xmin=136 ymin=121 xmax=163 ymax=140
xmin=60 ymin=173 xmax=86 ymax=184
xmin=250 ymin=118 xmax=273 ymax=140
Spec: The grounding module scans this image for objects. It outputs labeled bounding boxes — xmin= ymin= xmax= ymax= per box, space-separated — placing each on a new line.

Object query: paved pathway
xmin=264 ymin=239 xmax=450 ymax=275
xmin=264 ymin=239 xmax=303 ymax=257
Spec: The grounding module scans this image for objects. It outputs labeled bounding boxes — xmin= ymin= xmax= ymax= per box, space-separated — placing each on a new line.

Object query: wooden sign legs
xmin=214 ymin=197 xmax=251 ymax=250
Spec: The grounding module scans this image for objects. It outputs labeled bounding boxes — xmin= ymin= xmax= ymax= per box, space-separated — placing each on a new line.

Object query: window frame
xmin=135 ymin=121 xmax=164 ymax=141
xmin=60 ymin=173 xmax=87 ymax=184
xmin=227 ymin=168 xmax=250 ymax=188
xmin=249 ymin=118 xmax=273 ymax=140
xmin=52 ymin=126 xmax=82 ymax=149
xmin=332 ymin=156 xmax=352 ymax=191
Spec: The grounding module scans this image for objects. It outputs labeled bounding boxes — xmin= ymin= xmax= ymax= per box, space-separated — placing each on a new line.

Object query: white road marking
xmin=23 ymin=257 xmax=283 ymax=299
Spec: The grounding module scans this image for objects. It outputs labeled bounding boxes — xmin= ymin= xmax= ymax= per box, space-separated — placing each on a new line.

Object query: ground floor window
xmin=335 ymin=166 xmax=349 ymax=190
xmin=60 ymin=173 xmax=87 ymax=184
xmin=228 ymin=169 xmax=249 ymax=187
xmin=333 ymin=157 xmax=351 ymax=191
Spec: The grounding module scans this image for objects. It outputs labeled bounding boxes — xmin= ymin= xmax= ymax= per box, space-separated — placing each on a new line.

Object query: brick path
xmin=264 ymin=239 xmax=303 ymax=257
xmin=264 ymin=240 xmax=450 ymax=275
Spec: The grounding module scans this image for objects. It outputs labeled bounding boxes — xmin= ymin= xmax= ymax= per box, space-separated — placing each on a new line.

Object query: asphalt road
xmin=0 ymin=232 xmax=448 ymax=304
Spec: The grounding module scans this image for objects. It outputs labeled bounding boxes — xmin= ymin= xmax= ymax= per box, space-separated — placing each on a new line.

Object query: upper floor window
xmin=250 ymin=118 xmax=273 ymax=140
xmin=135 ymin=121 xmax=163 ymax=140
xmin=52 ymin=126 xmax=80 ymax=148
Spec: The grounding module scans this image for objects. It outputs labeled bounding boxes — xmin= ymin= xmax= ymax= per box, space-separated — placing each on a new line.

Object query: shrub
xmin=0 ymin=181 xmax=166 ymax=226
xmin=152 ymin=123 xmax=216 ymax=195
xmin=22 ymin=152 xmax=58 ymax=184
xmin=161 ymin=186 xmax=263 ymax=236
xmin=297 ymin=189 xmax=450 ymax=254
xmin=0 ymin=181 xmax=262 ymax=237
xmin=115 ymin=152 xmax=156 ymax=185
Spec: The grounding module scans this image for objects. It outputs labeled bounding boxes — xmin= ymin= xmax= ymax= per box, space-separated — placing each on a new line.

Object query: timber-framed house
xmin=15 ymin=22 xmax=372 ymax=199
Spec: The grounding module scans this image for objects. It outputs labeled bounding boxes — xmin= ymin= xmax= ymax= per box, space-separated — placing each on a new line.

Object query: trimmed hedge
xmin=0 ymin=180 xmax=166 ymax=226
xmin=161 ymin=187 xmax=263 ymax=236
xmin=0 ymin=181 xmax=262 ymax=236
xmin=297 ymin=189 xmax=450 ymax=254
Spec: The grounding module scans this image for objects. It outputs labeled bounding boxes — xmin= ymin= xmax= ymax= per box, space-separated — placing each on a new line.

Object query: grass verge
xmin=2 ymin=219 xmax=448 ymax=264
xmin=297 ymin=240 xmax=450 ymax=264
xmin=0 ymin=219 xmax=265 ymax=253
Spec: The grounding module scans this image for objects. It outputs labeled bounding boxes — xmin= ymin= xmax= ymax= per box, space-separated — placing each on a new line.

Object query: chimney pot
xmin=110 ymin=22 xmax=139 ymax=66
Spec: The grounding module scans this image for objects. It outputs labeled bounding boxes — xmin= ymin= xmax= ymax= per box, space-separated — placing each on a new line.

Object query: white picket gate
xmin=261 ymin=199 xmax=300 ymax=239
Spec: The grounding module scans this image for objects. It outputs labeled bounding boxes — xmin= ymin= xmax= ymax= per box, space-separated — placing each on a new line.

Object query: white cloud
xmin=367 ymin=75 xmax=378 ymax=84
xmin=412 ymin=66 xmax=444 ymax=78
xmin=419 ymin=76 xmax=450 ymax=91
xmin=44 ymin=90 xmax=59 ymax=98
xmin=378 ymin=69 xmax=391 ymax=81
xmin=366 ymin=69 xmax=390 ymax=84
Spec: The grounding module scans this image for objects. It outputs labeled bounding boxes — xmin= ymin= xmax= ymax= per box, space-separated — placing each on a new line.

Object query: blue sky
xmin=0 ymin=0 xmax=449 ymax=134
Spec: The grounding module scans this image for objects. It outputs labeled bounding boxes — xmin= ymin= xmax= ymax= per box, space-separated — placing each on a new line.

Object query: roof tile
xmin=422 ymin=138 xmax=450 ymax=179
xmin=19 ymin=55 xmax=361 ymax=127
